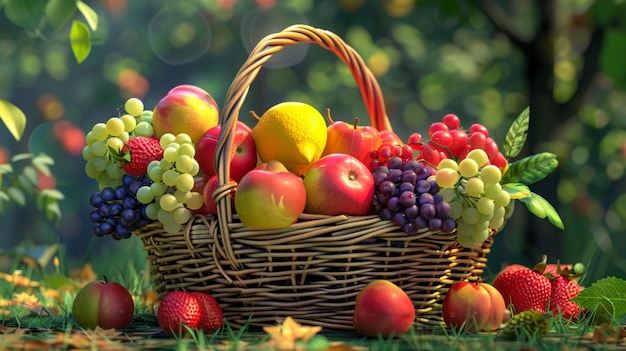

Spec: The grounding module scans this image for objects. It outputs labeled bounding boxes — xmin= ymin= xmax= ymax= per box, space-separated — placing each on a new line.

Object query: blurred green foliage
xmin=1 ymin=0 xmax=625 ymax=283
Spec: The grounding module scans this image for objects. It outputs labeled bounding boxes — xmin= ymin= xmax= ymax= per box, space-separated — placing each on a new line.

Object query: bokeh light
xmin=240 ymin=3 xmax=309 ymax=69
xmin=148 ymin=2 xmax=212 ymax=65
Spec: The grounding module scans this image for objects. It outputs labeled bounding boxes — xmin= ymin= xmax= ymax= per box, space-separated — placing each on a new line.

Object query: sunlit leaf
xmin=0 ymin=164 xmax=14 ymax=175
xmin=45 ymin=0 xmax=77 ymax=30
xmin=0 ymin=99 xmax=27 ymax=141
xmin=502 ymin=183 xmax=531 ymax=199
xmin=502 ymin=152 xmax=559 ymax=185
xmin=503 ymin=106 xmax=529 ymax=158
xmin=45 ymin=199 xmax=62 ymax=223
xmin=77 ymin=1 xmax=97 ymax=30
xmin=6 ymin=187 xmax=26 ymax=206
xmin=4 ymin=0 xmax=46 ymax=32
xmin=32 ymin=153 xmax=55 ymax=176
xmin=520 ymin=192 xmax=564 ymax=229
xmin=70 ymin=20 xmax=91 ymax=63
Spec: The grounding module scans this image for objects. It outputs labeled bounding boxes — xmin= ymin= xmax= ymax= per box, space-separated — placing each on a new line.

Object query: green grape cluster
xmin=435 ymin=149 xmax=515 ymax=248
xmin=135 ymin=133 xmax=204 ymax=234
xmin=83 ymin=97 xmax=154 ymax=189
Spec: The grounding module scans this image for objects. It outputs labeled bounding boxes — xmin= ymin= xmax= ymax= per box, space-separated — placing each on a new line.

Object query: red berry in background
xmin=421 ymin=142 xmax=442 ymax=166
xmin=430 ymin=130 xmax=453 ymax=151
xmin=442 ymin=113 xmax=461 ymax=130
xmin=191 ymin=292 xmax=223 ymax=332
xmin=158 ymin=291 xmax=202 ymax=335
xmin=492 ymin=152 xmax=509 ymax=172
xmin=449 ymin=129 xmax=469 ymax=157
xmin=469 ymin=123 xmax=489 ymax=137
xmin=120 ymin=136 xmax=164 ymax=176
xmin=428 ymin=122 xmax=448 ymax=137
xmin=484 ymin=137 xmax=499 ymax=161
xmin=469 ymin=132 xmax=487 ymax=150
xmin=407 ymin=132 xmax=422 ymax=145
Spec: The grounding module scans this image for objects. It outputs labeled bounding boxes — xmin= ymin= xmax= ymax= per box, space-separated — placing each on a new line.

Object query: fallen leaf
xmin=70 ymin=262 xmax=98 ymax=283
xmin=263 ymin=316 xmax=323 ymax=350
xmin=0 ymin=271 xmax=40 ymax=287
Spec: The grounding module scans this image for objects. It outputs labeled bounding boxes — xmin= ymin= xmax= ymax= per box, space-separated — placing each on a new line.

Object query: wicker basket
xmin=135 ymin=24 xmax=495 ymax=330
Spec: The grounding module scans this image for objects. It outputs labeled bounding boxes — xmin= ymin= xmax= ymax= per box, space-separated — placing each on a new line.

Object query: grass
xmin=0 ymin=238 xmax=624 ymax=350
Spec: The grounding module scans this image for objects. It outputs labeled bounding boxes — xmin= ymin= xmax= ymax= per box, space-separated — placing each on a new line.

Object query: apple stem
xmin=353 ymin=117 xmax=360 ymax=129
xmin=103 ymin=275 xmax=108 ymax=283
xmin=249 ymin=110 xmax=261 ymax=121
xmin=325 ymin=108 xmax=334 ymax=124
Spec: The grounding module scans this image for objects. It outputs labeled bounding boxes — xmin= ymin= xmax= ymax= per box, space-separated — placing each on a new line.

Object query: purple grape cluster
xmin=89 ymin=175 xmax=154 ymax=240
xmin=372 ymin=156 xmax=456 ymax=234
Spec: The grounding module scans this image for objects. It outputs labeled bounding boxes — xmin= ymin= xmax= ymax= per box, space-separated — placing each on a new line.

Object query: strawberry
xmin=157 ymin=291 xmax=202 ymax=335
xmin=547 ymin=263 xmax=584 ymax=321
xmin=492 ymin=261 xmax=551 ymax=313
xmin=191 ymin=291 xmax=223 ymax=332
xmin=119 ymin=136 xmax=164 ymax=176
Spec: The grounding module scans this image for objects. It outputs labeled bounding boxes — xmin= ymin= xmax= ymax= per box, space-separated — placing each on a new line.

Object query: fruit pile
xmin=84 ymin=84 xmax=561 ymax=249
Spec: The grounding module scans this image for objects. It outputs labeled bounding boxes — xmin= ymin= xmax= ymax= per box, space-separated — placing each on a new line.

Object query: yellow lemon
xmin=252 ymin=102 xmax=327 ymax=176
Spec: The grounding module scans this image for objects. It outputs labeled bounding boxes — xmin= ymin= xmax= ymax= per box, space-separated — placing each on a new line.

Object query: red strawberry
xmin=120 ymin=136 xmax=164 ymax=176
xmin=493 ymin=261 xmax=551 ymax=313
xmin=157 ymin=291 xmax=202 ymax=335
xmin=191 ymin=291 xmax=223 ymax=332
xmin=547 ymin=263 xmax=584 ymax=321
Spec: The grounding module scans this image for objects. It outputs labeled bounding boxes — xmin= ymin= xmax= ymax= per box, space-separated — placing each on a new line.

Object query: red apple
xmin=234 ymin=160 xmax=306 ymax=229
xmin=152 ymin=84 xmax=219 ymax=144
xmin=353 ymin=280 xmax=415 ymax=338
xmin=303 ymin=154 xmax=374 ymax=216
xmin=72 ymin=280 xmax=135 ymax=330
xmin=321 ymin=117 xmax=381 ymax=166
xmin=201 ymin=174 xmax=235 ymax=215
xmin=195 ymin=121 xmax=257 ymax=182
xmin=442 ymin=281 xmax=506 ymax=332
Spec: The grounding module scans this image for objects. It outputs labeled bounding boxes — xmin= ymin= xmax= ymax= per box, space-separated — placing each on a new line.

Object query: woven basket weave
xmin=135 ymin=24 xmax=495 ymax=331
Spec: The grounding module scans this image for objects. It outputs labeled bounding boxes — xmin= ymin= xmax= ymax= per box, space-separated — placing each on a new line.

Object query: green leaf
xmin=4 ymin=0 xmax=46 ymax=32
xmin=0 ymin=164 xmax=13 ymax=175
xmin=600 ymin=29 xmax=626 ymax=88
xmin=501 ymin=152 xmax=559 ymax=185
xmin=70 ymin=20 xmax=91 ymax=63
xmin=502 ymin=183 xmax=531 ymax=199
xmin=76 ymin=1 xmax=97 ymax=30
xmin=11 ymin=153 xmax=33 ymax=162
xmin=32 ymin=153 xmax=55 ymax=176
xmin=520 ymin=192 xmax=565 ymax=229
xmin=503 ymin=106 xmax=530 ymax=158
xmin=45 ymin=199 xmax=62 ymax=223
xmin=40 ymin=189 xmax=65 ymax=200
xmin=0 ymin=99 xmax=27 ymax=141
xmin=572 ymin=277 xmax=626 ymax=324
xmin=6 ymin=186 xmax=26 ymax=206
xmin=45 ymin=0 xmax=77 ymax=30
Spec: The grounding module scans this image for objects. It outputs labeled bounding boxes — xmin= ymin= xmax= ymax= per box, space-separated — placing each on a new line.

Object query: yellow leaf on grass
xmin=263 ymin=316 xmax=322 ymax=350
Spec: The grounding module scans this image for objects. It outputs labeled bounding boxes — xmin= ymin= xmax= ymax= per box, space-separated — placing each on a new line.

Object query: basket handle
xmin=213 ymin=24 xmax=392 ymax=265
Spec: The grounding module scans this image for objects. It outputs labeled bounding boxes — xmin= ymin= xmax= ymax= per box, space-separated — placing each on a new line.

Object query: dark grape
xmin=101 ymin=187 xmax=116 ymax=201
xmin=123 ymin=196 xmax=138 ymax=209
xmin=428 ymin=180 xmax=439 ymax=194
xmin=399 ymin=191 xmax=416 ymax=207
xmin=413 ymin=216 xmax=428 ymax=230
xmin=374 ymin=172 xmax=388 ymax=186
xmin=442 ymin=217 xmax=457 ymax=232
xmin=379 ymin=181 xmax=395 ymax=196
xmin=89 ymin=210 xmax=102 ymax=223
xmin=387 ymin=197 xmax=401 ymax=212
xmin=115 ymin=185 xmax=129 ymax=200
xmin=122 ymin=174 xmax=135 ymax=186
xmin=428 ymin=218 xmax=442 ymax=231
xmin=403 ymin=222 xmax=417 ymax=235
xmin=416 ymin=179 xmax=431 ymax=193
xmin=110 ymin=202 xmax=124 ymax=216
xmin=399 ymin=182 xmax=415 ymax=193
xmin=401 ymin=170 xmax=417 ymax=185
xmin=380 ymin=208 xmax=393 ymax=220
xmin=99 ymin=221 xmax=114 ymax=235
xmin=99 ymin=203 xmax=112 ymax=217
xmin=433 ymin=193 xmax=444 ymax=204
xmin=90 ymin=193 xmax=104 ymax=207
xmin=392 ymin=213 xmax=407 ymax=226
xmin=128 ymin=181 xmax=143 ymax=196
xmin=418 ymin=193 xmax=434 ymax=205
xmin=120 ymin=209 xmax=137 ymax=225
xmin=403 ymin=160 xmax=423 ymax=173
xmin=387 ymin=156 xmax=403 ymax=170
xmin=420 ymin=203 xmax=436 ymax=219
xmin=404 ymin=205 xmax=418 ymax=218
xmin=387 ymin=169 xmax=402 ymax=183
xmin=436 ymin=201 xmax=451 ymax=217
